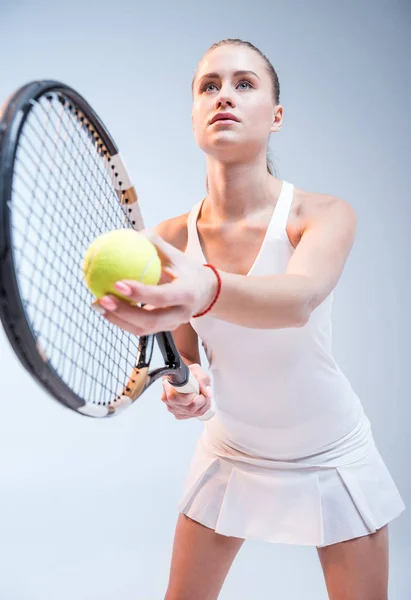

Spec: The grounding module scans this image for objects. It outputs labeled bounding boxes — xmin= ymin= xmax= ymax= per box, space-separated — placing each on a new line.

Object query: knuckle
xmin=198 ymin=396 xmax=211 ymax=412
xmin=190 ymin=396 xmax=206 ymax=415
xmin=189 ymin=364 xmax=202 ymax=378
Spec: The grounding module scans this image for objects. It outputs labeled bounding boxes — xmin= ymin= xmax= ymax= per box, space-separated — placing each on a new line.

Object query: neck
xmin=203 ymin=158 xmax=282 ymax=223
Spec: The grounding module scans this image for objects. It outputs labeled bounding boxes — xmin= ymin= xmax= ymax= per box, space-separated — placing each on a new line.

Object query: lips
xmin=210 ymin=112 xmax=240 ymax=125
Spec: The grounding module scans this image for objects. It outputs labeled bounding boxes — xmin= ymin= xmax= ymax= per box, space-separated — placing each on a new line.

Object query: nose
xmin=214 ymin=88 xmax=236 ymax=110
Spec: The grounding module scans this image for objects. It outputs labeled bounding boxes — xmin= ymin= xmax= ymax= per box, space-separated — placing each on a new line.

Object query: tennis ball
xmin=83 ymin=229 xmax=162 ymax=300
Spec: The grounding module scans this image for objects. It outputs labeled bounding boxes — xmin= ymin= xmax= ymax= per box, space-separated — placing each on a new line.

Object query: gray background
xmin=0 ymin=0 xmax=410 ymax=598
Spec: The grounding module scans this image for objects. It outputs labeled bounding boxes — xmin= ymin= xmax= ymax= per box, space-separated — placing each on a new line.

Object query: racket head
xmin=0 ymin=80 xmax=188 ymax=418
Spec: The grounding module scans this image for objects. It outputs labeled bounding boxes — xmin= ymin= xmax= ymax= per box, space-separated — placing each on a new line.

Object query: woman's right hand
xmin=161 ymin=363 xmax=213 ymax=420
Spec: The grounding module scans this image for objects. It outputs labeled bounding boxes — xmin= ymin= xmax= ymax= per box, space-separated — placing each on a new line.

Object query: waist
xmin=206 ymin=383 xmax=365 ymax=461
xmin=210 ymin=361 xmax=360 ymax=424
xmin=204 ymin=407 xmax=372 ymax=468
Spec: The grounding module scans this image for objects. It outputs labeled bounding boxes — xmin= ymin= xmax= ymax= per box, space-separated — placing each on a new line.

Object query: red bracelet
xmin=192 ymin=264 xmax=222 ymax=318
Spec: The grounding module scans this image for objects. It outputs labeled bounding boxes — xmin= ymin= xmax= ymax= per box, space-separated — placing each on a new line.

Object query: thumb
xmin=188 ymin=364 xmax=212 ymax=399
xmin=142 ymin=229 xmax=187 ymax=269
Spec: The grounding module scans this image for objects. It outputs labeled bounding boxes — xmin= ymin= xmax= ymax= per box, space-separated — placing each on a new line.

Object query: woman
xmin=94 ymin=39 xmax=405 ymax=600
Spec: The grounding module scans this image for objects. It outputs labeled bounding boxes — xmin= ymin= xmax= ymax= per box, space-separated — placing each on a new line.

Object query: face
xmin=192 ymin=44 xmax=282 ymax=164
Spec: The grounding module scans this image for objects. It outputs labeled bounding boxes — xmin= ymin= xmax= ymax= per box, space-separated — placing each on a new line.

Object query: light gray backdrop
xmin=0 ymin=0 xmax=410 ymax=598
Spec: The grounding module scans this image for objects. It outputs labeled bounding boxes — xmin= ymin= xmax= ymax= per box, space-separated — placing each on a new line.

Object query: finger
xmin=165 ymin=382 xmax=210 ymax=418
xmin=92 ymin=304 xmax=147 ymax=336
xmin=162 ymin=379 xmax=199 ymax=407
xmin=160 ymin=385 xmax=167 ymax=402
xmin=112 ymin=279 xmax=193 ymax=310
xmin=173 ymin=413 xmax=198 ymax=421
xmin=189 ymin=363 xmax=211 ymax=387
xmin=188 ymin=364 xmax=212 ymax=399
xmin=163 ymin=367 xmax=212 ymax=413
xmin=181 ymin=395 xmax=210 ymax=417
xmin=93 ymin=299 xmax=188 ymax=335
xmin=163 ymin=398 xmax=193 ymax=418
xmin=165 ymin=395 xmax=208 ymax=419
xmin=186 ymin=395 xmax=208 ymax=414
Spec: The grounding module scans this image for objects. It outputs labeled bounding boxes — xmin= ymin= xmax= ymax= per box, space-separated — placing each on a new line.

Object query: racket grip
xmin=169 ymin=371 xmax=216 ymax=421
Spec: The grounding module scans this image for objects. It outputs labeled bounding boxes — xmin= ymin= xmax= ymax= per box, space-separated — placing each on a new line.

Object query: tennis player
xmin=96 ymin=39 xmax=405 ymax=600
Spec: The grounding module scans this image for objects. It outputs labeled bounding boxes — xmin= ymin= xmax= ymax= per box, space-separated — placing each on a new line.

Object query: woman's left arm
xmin=95 ymin=197 xmax=356 ymax=333
xmin=210 ymin=196 xmax=357 ymax=328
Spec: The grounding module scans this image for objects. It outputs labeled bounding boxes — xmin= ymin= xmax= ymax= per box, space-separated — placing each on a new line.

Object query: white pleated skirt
xmin=177 ymin=416 xmax=405 ymax=547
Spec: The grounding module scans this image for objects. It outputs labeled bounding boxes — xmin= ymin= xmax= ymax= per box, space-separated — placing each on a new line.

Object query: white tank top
xmin=186 ymin=181 xmax=365 ymax=460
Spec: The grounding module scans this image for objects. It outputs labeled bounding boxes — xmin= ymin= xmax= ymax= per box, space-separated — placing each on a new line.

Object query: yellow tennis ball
xmin=83 ymin=229 xmax=162 ymax=300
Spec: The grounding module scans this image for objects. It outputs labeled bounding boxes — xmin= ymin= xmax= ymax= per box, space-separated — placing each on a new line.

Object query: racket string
xmin=24 ymin=113 xmax=120 ymax=236
xmin=10 ymin=92 xmax=141 ymax=406
xmin=34 ymin=100 xmax=114 ymax=212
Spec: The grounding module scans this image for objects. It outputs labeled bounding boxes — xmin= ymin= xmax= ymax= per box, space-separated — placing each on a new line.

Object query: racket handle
xmin=169 ymin=371 xmax=216 ymax=421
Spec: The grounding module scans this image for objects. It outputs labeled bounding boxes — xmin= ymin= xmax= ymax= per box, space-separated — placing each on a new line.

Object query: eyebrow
xmin=196 ymin=70 xmax=260 ymax=86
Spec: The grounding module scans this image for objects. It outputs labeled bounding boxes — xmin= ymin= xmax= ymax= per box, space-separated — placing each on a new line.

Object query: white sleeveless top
xmin=178 ymin=180 xmax=405 ymax=547
xmin=186 ymin=180 xmax=364 ymax=460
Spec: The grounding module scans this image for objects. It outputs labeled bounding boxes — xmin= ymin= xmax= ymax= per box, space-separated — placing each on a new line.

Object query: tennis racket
xmin=0 ymin=80 xmax=216 ymax=420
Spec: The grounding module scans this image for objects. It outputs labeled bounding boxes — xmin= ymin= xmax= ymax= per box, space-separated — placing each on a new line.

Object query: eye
xmin=237 ymin=80 xmax=253 ymax=90
xmin=201 ymin=82 xmax=218 ymax=92
xmin=201 ymin=79 xmax=254 ymax=93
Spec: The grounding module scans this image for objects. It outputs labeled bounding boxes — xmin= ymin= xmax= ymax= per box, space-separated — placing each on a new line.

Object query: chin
xmin=200 ymin=134 xmax=248 ymax=155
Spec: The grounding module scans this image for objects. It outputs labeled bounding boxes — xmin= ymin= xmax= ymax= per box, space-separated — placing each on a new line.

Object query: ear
xmin=271 ymin=105 xmax=283 ymax=133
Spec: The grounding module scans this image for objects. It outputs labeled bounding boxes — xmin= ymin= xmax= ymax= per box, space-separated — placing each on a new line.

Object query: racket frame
xmin=0 ymin=80 xmax=211 ymax=418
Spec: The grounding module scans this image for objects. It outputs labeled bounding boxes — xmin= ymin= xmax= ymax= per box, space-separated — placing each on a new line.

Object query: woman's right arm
xmin=154 ymin=214 xmax=201 ymax=366
xmin=154 ymin=216 xmax=213 ymax=419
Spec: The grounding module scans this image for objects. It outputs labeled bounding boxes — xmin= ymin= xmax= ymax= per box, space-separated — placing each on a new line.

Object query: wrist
xmin=192 ymin=264 xmax=221 ymax=318
xmin=204 ymin=265 xmax=219 ymax=308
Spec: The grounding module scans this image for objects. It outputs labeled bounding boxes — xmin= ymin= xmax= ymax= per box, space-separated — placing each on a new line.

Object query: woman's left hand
xmin=91 ymin=230 xmax=218 ymax=335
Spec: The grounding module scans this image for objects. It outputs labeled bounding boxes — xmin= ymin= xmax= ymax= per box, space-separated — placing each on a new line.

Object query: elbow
xmin=284 ymin=305 xmax=310 ymax=329
xmin=294 ymin=299 xmax=313 ymax=328
xmin=295 ymin=310 xmax=310 ymax=328
xmin=294 ymin=282 xmax=321 ymax=327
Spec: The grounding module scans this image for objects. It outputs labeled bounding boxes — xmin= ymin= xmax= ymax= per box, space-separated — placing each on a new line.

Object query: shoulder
xmin=154 ymin=212 xmax=190 ymax=252
xmin=287 ymin=187 xmax=357 ymax=247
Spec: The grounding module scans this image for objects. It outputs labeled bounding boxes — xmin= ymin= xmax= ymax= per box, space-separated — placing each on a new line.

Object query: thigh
xmin=164 ymin=512 xmax=245 ymax=600
xmin=317 ymin=525 xmax=389 ymax=600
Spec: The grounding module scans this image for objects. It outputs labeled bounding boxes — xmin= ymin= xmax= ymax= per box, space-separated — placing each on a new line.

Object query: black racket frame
xmin=0 ymin=80 xmax=191 ymax=416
